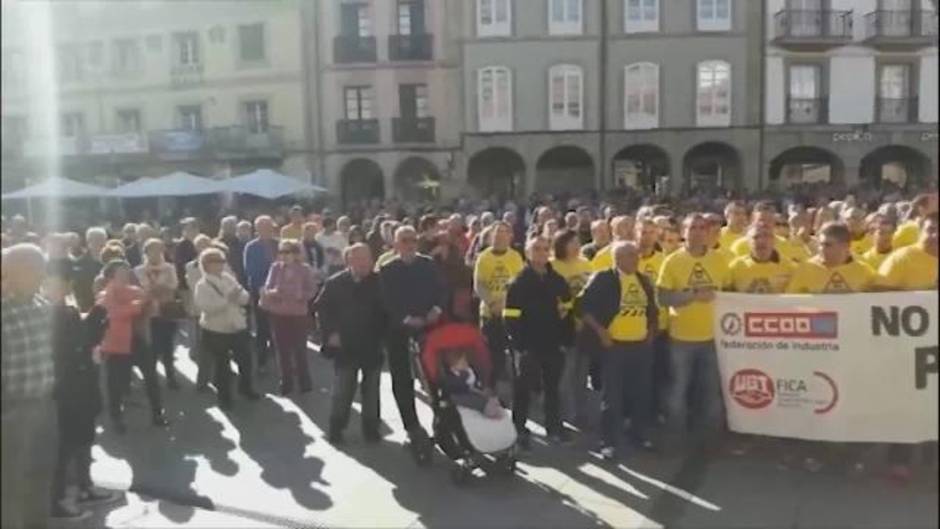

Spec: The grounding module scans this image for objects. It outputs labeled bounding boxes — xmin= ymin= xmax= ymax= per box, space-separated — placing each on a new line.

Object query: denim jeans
xmin=601 ymin=341 xmax=653 ymax=448
xmin=664 ymin=339 xmax=724 ymax=442
xmin=559 ymin=344 xmax=591 ymax=424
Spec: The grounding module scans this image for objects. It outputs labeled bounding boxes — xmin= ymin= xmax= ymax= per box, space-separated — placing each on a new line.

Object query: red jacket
xmin=98 ymin=284 xmax=144 ymax=355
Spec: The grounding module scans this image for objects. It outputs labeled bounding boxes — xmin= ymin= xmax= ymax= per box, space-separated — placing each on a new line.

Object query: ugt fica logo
xmin=729 ymin=369 xmax=775 ymax=409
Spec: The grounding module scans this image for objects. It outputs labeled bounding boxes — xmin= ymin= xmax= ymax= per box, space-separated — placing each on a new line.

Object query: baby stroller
xmin=412 ymin=322 xmax=518 ymax=485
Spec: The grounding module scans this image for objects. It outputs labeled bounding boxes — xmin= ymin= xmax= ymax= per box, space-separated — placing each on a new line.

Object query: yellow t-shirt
xmin=850 ymin=234 xmax=873 ymax=257
xmin=280 ymin=224 xmax=304 ymax=242
xmin=374 ymin=250 xmax=398 ymax=272
xmin=474 ymin=247 xmax=524 ymax=318
xmin=777 ymin=237 xmax=813 ymax=263
xmin=878 ymin=244 xmax=938 ymax=290
xmin=639 ymin=250 xmax=668 ymax=331
xmin=732 ymin=234 xmax=804 ymax=263
xmin=608 ymin=272 xmax=649 ymax=342
xmin=551 ymin=257 xmax=593 ymax=299
xmin=656 ymin=248 xmax=730 ymax=341
xmin=590 ymin=245 xmax=613 ymax=273
xmin=786 ymin=256 xmax=877 ymax=294
xmin=728 ymin=254 xmax=795 ymax=293
xmin=719 ymin=227 xmax=746 ymax=251
xmin=860 ymin=246 xmax=893 ymax=272
xmin=892 ymin=220 xmax=920 ymax=249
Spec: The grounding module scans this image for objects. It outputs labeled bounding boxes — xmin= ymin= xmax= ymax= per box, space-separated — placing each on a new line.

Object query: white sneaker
xmin=600 ymin=446 xmax=616 ymax=460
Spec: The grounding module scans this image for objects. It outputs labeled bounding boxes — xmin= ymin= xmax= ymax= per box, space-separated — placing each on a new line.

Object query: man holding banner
xmin=657 ymin=214 xmax=730 ymax=453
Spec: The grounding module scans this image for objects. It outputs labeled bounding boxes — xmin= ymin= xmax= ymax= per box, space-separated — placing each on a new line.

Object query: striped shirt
xmin=1 ymin=293 xmax=56 ymax=403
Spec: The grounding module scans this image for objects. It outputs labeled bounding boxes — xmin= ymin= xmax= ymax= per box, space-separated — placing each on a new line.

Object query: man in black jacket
xmin=315 ymin=243 xmax=386 ymax=445
xmin=581 ymin=241 xmax=658 ymax=460
xmin=378 ymin=226 xmax=445 ymax=456
xmin=503 ymin=236 xmax=574 ymax=449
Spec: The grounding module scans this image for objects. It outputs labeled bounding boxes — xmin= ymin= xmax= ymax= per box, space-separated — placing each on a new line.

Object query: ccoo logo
xmin=721 ymin=313 xmax=742 ymax=336
xmin=729 ymin=369 xmax=775 ymax=409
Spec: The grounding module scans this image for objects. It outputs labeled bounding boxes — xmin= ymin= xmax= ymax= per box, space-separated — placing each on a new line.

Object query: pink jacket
xmin=98 ymin=284 xmax=145 ymax=355
xmin=260 ymin=261 xmax=318 ymax=316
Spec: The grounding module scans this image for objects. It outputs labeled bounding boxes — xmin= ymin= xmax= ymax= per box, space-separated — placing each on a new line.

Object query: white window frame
xmin=548 ymin=64 xmax=583 ymax=130
xmin=477 ymin=66 xmax=513 ymax=131
xmin=696 ymin=60 xmax=732 ymax=127
xmin=238 ymin=23 xmax=267 ymax=63
xmin=697 ymin=0 xmax=732 ymax=31
xmin=174 ymin=32 xmax=200 ymax=66
xmin=112 ymin=39 xmax=141 ymax=76
xmin=624 ymin=62 xmax=660 ymax=129
xmin=477 ymin=0 xmax=511 ymax=37
xmin=115 ymin=108 xmax=142 ymax=134
xmin=177 ymin=105 xmax=203 ymax=131
xmin=61 ymin=112 xmax=85 ymax=138
xmin=244 ymin=100 xmax=270 ymax=133
xmin=624 ymin=0 xmax=660 ymax=33
xmin=549 ymin=0 xmax=583 ymax=35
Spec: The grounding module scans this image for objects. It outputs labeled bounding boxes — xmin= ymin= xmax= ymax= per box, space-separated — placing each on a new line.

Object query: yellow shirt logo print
xmin=687 ymin=263 xmax=714 ymax=288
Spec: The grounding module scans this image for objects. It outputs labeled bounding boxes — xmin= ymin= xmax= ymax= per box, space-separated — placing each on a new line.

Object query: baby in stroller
xmin=416 ymin=323 xmax=517 ymax=484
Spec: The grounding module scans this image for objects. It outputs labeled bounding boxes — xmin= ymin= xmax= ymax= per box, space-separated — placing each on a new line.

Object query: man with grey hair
xmin=2 ymin=243 xmax=58 ymax=529
xmin=378 ymin=225 xmax=445 ymax=462
xmin=120 ymin=223 xmax=142 ymax=267
xmin=70 ymin=227 xmax=109 ymax=312
xmin=580 ymin=241 xmax=659 ymax=460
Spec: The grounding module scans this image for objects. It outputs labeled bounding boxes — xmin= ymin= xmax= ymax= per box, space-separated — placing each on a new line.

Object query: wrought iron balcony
xmin=388 ymin=34 xmax=433 ymax=61
xmin=336 ymin=119 xmax=380 ymax=144
xmin=773 ymin=9 xmax=853 ymax=49
xmin=393 ymin=117 xmax=435 ymax=143
xmin=333 ymin=36 xmax=377 ymax=64
xmin=876 ymin=97 xmax=919 ymax=123
xmin=787 ymin=97 xmax=829 ymax=124
xmin=864 ymin=10 xmax=938 ymax=48
xmin=148 ymin=129 xmax=208 ymax=159
xmin=169 ymin=62 xmax=204 ymax=88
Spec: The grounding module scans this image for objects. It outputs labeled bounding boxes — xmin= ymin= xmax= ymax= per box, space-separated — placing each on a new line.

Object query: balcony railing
xmin=393 ymin=117 xmax=435 ymax=143
xmin=336 ymin=119 xmax=380 ymax=144
xmin=877 ymin=97 xmax=919 ymax=123
xmin=865 ymin=10 xmax=938 ymax=44
xmin=388 ymin=34 xmax=433 ymax=61
xmin=773 ymin=9 xmax=853 ymax=46
xmin=787 ymin=97 xmax=828 ymax=124
xmin=170 ymin=62 xmax=204 ymax=88
xmin=209 ymin=125 xmax=285 ymax=157
xmin=333 ymin=35 xmax=377 ymax=64
xmin=88 ymin=133 xmax=148 ymax=155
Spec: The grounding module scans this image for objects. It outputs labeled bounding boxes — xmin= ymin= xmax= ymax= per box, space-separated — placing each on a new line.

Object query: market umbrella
xmin=218 ymin=168 xmax=326 ymax=199
xmin=108 ymin=171 xmax=222 ymax=197
xmin=1 ymin=177 xmax=109 ymax=199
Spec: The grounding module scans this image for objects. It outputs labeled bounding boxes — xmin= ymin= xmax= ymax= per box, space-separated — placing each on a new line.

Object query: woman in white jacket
xmin=193 ymin=248 xmax=260 ymax=409
xmin=187 ymin=236 xmax=232 ymax=390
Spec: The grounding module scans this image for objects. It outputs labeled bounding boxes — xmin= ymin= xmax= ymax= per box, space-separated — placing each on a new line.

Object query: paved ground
xmin=82 ymin=339 xmax=938 ymax=529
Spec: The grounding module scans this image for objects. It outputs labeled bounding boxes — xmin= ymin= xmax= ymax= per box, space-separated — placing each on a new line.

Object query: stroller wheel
xmin=496 ymin=455 xmax=517 ymax=476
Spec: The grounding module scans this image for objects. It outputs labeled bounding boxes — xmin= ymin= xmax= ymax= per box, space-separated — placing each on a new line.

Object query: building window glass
xmin=58 ymin=46 xmax=84 ymax=83
xmin=549 ymin=65 xmax=583 ymax=130
xmin=177 ymin=105 xmax=203 ymax=130
xmin=113 ymin=39 xmax=141 ymax=75
xmin=697 ymin=0 xmax=731 ymax=31
xmin=625 ymin=0 xmax=659 ymax=33
xmin=788 ymin=64 xmax=822 ymax=123
xmin=173 ymin=32 xmax=200 ymax=66
xmin=478 ymin=66 xmax=512 ymax=131
xmin=624 ymin=62 xmax=659 ymax=129
xmin=238 ymin=23 xmax=266 ymax=62
xmin=61 ymin=112 xmax=85 ymax=138
xmin=478 ymin=0 xmax=511 ymax=37
xmin=696 ymin=60 xmax=731 ymax=126
xmin=879 ymin=64 xmax=913 ymax=122
xmin=244 ymin=100 xmax=269 ymax=133
xmin=116 ymin=109 xmax=142 ymax=133
xmin=549 ymin=0 xmax=582 ymax=35
xmin=345 ymin=86 xmax=375 ymax=120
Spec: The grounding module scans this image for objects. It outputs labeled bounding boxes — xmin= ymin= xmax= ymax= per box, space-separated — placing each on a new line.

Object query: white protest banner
xmin=714 ymin=291 xmax=939 ymax=443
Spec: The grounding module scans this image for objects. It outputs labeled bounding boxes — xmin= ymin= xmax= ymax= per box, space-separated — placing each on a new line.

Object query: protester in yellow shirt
xmin=843 ymin=206 xmax=873 ymax=256
xmin=658 ymin=218 xmax=682 ymax=256
xmin=786 ymin=222 xmax=877 ymax=294
xmin=704 ymin=213 xmax=735 ymax=266
xmin=878 ymin=213 xmax=938 ymax=291
xmin=728 ymin=223 xmax=795 ymax=293
xmin=730 ymin=201 xmax=796 ymax=261
xmin=656 ymin=214 xmax=730 ymax=450
xmin=719 ymin=200 xmax=749 ymax=250
xmin=279 ymin=205 xmax=306 ymax=241
xmin=777 ymin=210 xmax=814 ymax=263
xmin=590 ymin=215 xmax=634 ymax=272
xmin=893 ymin=193 xmax=938 ymax=249
xmin=580 ymin=219 xmax=611 ymax=262
xmin=581 ymin=241 xmax=658 ymax=459
xmin=860 ymin=214 xmax=896 ymax=271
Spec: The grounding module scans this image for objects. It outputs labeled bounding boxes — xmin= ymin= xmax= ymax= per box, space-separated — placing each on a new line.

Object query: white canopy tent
xmin=108 ymin=171 xmax=222 ymax=197
xmin=217 ymin=169 xmax=327 ymax=199
xmin=1 ymin=177 xmax=109 ymax=200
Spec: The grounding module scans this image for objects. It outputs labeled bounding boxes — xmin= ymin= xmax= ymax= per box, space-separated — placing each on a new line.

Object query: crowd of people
xmin=1 ymin=187 xmax=938 ymax=528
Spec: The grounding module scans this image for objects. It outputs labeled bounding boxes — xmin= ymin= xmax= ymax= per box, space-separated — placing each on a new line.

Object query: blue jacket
xmin=243 ymin=237 xmax=278 ymax=294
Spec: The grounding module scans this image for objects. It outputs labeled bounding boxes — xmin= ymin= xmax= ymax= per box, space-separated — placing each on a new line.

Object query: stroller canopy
xmin=421 ymin=323 xmax=492 ymax=385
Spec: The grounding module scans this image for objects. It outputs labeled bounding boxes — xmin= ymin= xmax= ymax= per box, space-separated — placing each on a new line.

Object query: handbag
xmin=158 ymin=296 xmax=188 ymax=320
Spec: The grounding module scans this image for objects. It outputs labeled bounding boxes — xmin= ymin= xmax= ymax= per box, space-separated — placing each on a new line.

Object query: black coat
xmin=52 ymin=304 xmax=103 ymax=445
xmin=504 ymin=264 xmax=574 ymax=353
xmin=314 ymin=270 xmax=387 ymax=369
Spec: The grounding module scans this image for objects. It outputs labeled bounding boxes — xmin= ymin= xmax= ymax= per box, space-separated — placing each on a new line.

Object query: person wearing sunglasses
xmin=260 ymin=240 xmax=319 ymax=395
